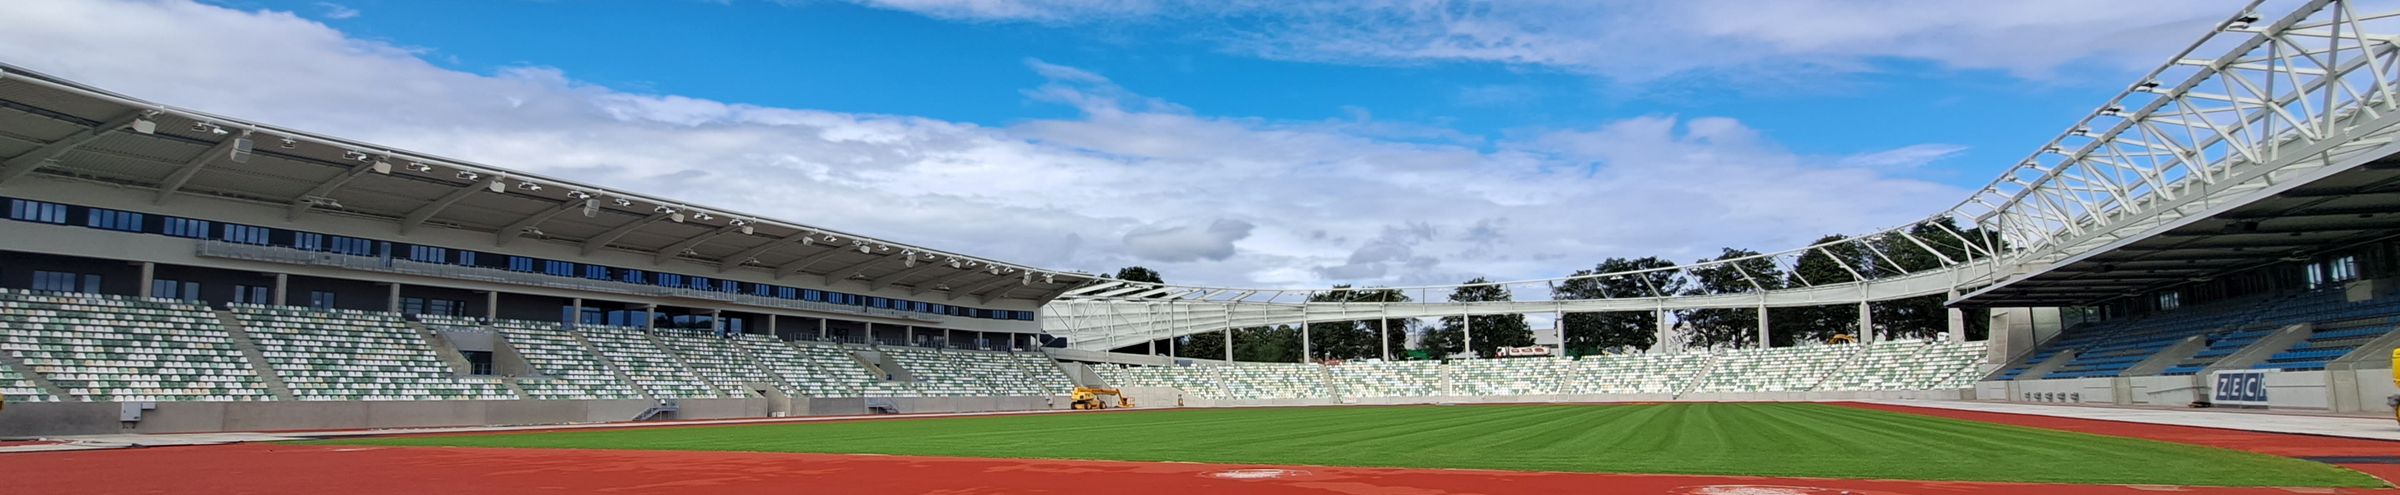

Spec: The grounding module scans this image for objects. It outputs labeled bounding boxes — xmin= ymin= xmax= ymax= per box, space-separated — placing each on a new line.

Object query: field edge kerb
xmin=317 ymin=402 xmax=2389 ymax=488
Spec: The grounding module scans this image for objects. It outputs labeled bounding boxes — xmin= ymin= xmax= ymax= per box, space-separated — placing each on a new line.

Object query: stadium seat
xmin=1449 ymin=357 xmax=1565 ymax=396
xmin=445 ymin=316 xmax=643 ymax=400
xmin=1564 ymin=352 xmax=1709 ymax=394
xmin=232 ymin=304 xmax=510 ymax=401
xmin=1329 ymin=360 xmax=1440 ymax=397
xmin=577 ymin=324 xmax=722 ymax=398
xmin=0 ymin=290 xmax=270 ymax=402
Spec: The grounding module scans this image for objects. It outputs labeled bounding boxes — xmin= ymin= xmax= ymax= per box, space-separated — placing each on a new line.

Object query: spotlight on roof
xmin=517 ymin=181 xmax=541 ymax=191
xmin=228 ymin=131 xmax=255 ymax=164
xmin=2099 ymin=106 xmax=2124 ymax=117
xmin=566 ymin=190 xmax=593 ymax=199
xmin=654 ymin=205 xmax=676 ymax=214
xmin=344 ymin=150 xmax=371 ymax=161
xmin=456 ymin=171 xmax=479 ymax=181
xmin=1043 ymin=274 xmax=1056 ymax=284
xmin=409 ymin=162 xmax=433 ymax=173
xmin=613 ymin=197 xmax=634 ymax=207
xmin=2132 ymin=81 xmax=2162 ymax=93
xmin=691 ymin=211 xmax=713 ymax=221
xmin=520 ymin=226 xmax=545 ymax=237
xmin=278 ymin=138 xmax=298 ymax=149
xmin=2226 ymin=14 xmax=2259 ymax=31
xmin=130 ymin=112 xmax=158 ymax=134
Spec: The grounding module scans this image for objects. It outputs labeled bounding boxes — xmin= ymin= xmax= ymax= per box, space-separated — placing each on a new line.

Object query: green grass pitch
xmin=326 ymin=403 xmax=2381 ymax=487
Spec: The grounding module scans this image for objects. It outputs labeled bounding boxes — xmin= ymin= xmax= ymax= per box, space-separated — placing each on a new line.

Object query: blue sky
xmin=1 ymin=0 xmax=2253 ymax=289
xmin=243 ymin=0 xmax=2168 ymax=185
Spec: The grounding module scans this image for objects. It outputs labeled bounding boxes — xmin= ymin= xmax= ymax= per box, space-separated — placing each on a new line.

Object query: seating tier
xmin=233 ymin=305 xmax=509 ymax=401
xmin=0 ymin=291 xmax=267 ymax=402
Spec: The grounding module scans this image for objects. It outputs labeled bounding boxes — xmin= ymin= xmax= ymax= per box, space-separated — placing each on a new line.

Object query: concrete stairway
xmin=568 ymin=329 xmax=653 ymax=400
xmin=213 ymin=311 xmax=295 ymax=401
xmin=0 ymin=352 xmax=71 ymax=400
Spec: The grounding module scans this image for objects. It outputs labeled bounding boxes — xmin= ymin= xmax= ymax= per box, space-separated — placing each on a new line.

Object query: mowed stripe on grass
xmin=326 ymin=403 xmax=2382 ymax=487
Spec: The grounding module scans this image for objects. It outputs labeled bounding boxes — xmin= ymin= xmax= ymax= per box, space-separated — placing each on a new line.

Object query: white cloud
xmin=840 ymin=0 xmax=2253 ymax=82
xmin=0 ymin=0 xmax=1972 ymax=290
xmin=314 ymin=2 xmax=359 ymax=20
xmin=1122 ymin=219 xmax=1255 ymax=262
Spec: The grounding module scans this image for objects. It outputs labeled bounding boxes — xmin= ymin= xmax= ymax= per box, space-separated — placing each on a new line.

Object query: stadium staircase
xmin=566 ymin=328 xmax=652 ymax=400
xmin=2198 ymin=325 xmax=2312 ymax=375
xmin=2119 ymin=337 xmax=2207 ymax=377
xmin=0 ymin=352 xmax=67 ymax=402
xmin=400 ymin=320 xmax=483 ymax=379
xmin=214 ymin=311 xmax=296 ymax=401
xmin=1672 ymin=353 xmax=1720 ymax=399
xmin=644 ymin=331 xmax=734 ymax=398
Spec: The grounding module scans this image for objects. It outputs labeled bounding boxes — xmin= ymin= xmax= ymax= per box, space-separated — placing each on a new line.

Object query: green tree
xmin=1231 ymin=325 xmax=1301 ymax=362
xmin=1863 ymin=219 xmax=1985 ymax=340
xmin=1421 ymin=278 xmax=1535 ymax=357
xmin=1177 ymin=330 xmax=1226 ymax=360
xmin=1555 ymin=257 xmax=1683 ymax=355
xmin=1677 ymin=248 xmax=1785 ymax=349
xmin=1113 ymin=266 xmax=1164 ymax=284
xmin=1302 ymin=287 xmax=1416 ymax=360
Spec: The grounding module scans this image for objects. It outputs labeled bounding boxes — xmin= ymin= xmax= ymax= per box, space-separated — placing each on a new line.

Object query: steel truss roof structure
xmin=1045 ymin=0 xmax=2400 ymax=350
xmin=0 ymin=66 xmax=1096 ymax=305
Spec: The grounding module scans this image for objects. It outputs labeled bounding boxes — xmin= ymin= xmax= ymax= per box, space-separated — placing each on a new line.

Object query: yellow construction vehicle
xmin=1070 ymin=387 xmax=1126 ymax=410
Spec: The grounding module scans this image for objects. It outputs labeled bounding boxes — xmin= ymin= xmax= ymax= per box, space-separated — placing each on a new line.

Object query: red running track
xmin=0 ymin=402 xmax=2393 ymax=495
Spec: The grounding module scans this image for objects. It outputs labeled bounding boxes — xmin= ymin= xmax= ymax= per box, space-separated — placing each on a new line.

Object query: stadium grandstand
xmin=0 ymin=0 xmax=2392 ymax=432
xmin=4 ymin=0 xmax=2400 ymax=493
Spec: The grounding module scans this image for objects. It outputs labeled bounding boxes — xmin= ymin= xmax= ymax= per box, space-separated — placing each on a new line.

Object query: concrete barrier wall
xmin=2125 ymin=375 xmax=2202 ymax=406
xmin=1974 ymin=381 xmax=2009 ymax=400
xmin=1 ymin=399 xmax=690 ymax=436
xmin=1149 ymin=389 xmax=1970 ymax=409
xmin=2266 ymin=371 xmax=2333 ymax=410
xmin=2357 ymin=368 xmax=2399 ymax=416
xmin=2005 ymin=377 xmax=2116 ymax=404
xmin=1979 ymin=368 xmax=2397 ymax=413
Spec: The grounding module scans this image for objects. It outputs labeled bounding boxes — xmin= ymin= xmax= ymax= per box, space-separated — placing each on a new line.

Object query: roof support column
xmin=1946 ymin=288 xmax=1967 ymax=343
xmin=1755 ymin=304 xmax=1770 ymax=349
xmin=1462 ymin=305 xmax=1474 ymax=359
xmin=391 ymin=284 xmax=405 ymax=315
xmin=818 ymin=318 xmax=828 ymax=342
xmin=136 ymin=262 xmax=155 ymax=299
xmin=1223 ymin=304 xmax=1234 ymax=363
xmin=1858 ymin=300 xmax=1874 ymax=344
xmin=1299 ymin=298 xmax=1311 ymax=363
xmin=272 ymin=273 xmax=289 ymax=307
xmin=570 ymin=297 xmax=584 ymax=327
xmin=486 ymin=291 xmax=501 ymax=321
xmin=1654 ymin=307 xmax=1672 ymax=354
xmin=1379 ymin=307 xmax=1391 ymax=362
xmin=1166 ymin=303 xmax=1176 ymax=358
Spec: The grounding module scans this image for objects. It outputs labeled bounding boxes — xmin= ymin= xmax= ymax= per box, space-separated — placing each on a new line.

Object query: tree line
xmin=1099 ymin=219 xmax=1995 ymax=361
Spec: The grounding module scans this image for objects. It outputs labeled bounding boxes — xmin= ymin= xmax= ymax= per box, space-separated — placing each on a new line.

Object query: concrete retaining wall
xmin=1139 ymin=389 xmax=1971 ymax=409
xmin=0 ymin=399 xmax=746 ymax=437
xmin=1980 ymin=367 xmax=2399 ymax=414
